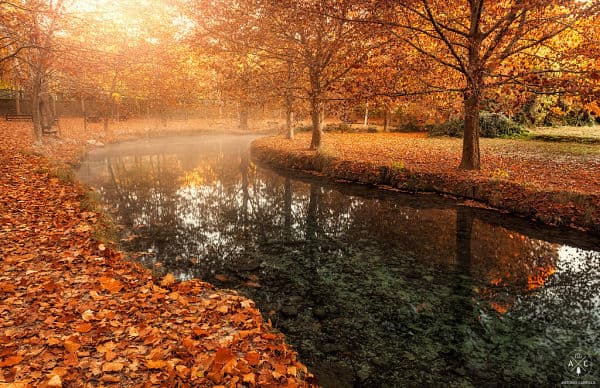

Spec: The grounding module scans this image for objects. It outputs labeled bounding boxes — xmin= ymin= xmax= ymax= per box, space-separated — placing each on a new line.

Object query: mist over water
xmin=77 ymin=134 xmax=600 ymax=387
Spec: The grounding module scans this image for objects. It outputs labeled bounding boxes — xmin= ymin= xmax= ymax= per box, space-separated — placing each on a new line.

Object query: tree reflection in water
xmin=77 ymin=135 xmax=600 ymax=387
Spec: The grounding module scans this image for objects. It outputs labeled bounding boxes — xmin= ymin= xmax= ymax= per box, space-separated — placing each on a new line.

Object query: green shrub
xmin=428 ymin=111 xmax=525 ymax=138
xmin=563 ymin=109 xmax=595 ymax=127
xmin=426 ymin=119 xmax=464 ymax=137
xmin=296 ymin=125 xmax=313 ymax=132
xmin=514 ymin=96 xmax=596 ymax=127
xmin=324 ymin=123 xmax=354 ymax=132
xmin=392 ymin=116 xmax=423 ymax=133
xmin=479 ymin=111 xmax=524 ymax=137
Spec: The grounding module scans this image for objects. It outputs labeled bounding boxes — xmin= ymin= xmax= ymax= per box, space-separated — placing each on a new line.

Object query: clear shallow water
xmin=77 ymin=134 xmax=600 ymax=387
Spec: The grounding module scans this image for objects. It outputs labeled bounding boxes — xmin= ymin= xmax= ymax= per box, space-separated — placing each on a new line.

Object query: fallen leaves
xmin=0 ymin=356 xmax=23 ymax=368
xmin=0 ymin=121 xmax=316 ymax=386
xmin=47 ymin=374 xmax=62 ymax=387
xmin=160 ymin=273 xmax=175 ymax=287
xmin=146 ymin=360 xmax=166 ymax=369
xmin=102 ymin=361 xmax=125 ymax=372
xmin=98 ymin=277 xmax=123 ymax=293
xmin=74 ymin=323 xmax=93 ymax=334
xmin=63 ymin=339 xmax=81 ymax=353
xmin=0 ymin=282 xmax=16 ymax=294
xmin=81 ymin=309 xmax=94 ymax=321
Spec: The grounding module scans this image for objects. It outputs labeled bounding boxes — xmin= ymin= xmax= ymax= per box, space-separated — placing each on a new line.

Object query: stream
xmin=76 ymin=134 xmax=600 ymax=386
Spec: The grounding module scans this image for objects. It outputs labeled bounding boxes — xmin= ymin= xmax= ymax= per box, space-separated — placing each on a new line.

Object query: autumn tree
xmin=0 ymin=1 xmax=33 ymax=65
xmin=55 ymin=0 xmax=207 ymax=133
xmin=183 ymin=0 xmax=388 ymax=145
xmin=366 ymin=0 xmax=599 ymax=169
xmin=0 ymin=0 xmax=69 ymax=140
xmin=254 ymin=0 xmax=388 ymax=149
xmin=21 ymin=0 xmax=68 ymax=142
xmin=181 ymin=0 xmax=278 ymax=131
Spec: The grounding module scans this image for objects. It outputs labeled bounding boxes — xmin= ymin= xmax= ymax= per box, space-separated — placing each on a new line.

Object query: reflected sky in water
xmin=77 ymin=135 xmax=600 ymax=387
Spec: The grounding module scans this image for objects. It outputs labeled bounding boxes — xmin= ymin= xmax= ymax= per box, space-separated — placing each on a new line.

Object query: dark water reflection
xmin=77 ymin=135 xmax=600 ymax=387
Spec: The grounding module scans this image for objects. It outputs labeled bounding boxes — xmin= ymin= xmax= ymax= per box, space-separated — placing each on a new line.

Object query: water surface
xmin=77 ymin=134 xmax=600 ymax=386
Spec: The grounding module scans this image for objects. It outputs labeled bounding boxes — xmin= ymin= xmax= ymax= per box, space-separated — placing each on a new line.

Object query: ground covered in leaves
xmin=252 ymin=132 xmax=600 ymax=234
xmin=0 ymin=121 xmax=314 ymax=387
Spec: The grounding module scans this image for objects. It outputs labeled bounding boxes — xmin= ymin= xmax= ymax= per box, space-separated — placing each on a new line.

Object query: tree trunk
xmin=309 ymin=64 xmax=323 ymax=150
xmin=285 ymin=60 xmax=295 ymax=140
xmin=286 ymin=109 xmax=294 ymax=139
xmin=103 ymin=94 xmax=111 ymax=134
xmin=460 ymin=6 xmax=483 ymax=171
xmin=31 ymin=77 xmax=42 ymax=143
xmin=309 ymin=96 xmax=323 ymax=150
xmin=363 ymin=102 xmax=369 ymax=128
xmin=383 ymin=106 xmax=389 ymax=132
xmin=81 ymin=97 xmax=87 ymax=132
xmin=459 ymin=87 xmax=481 ymax=170
xmin=51 ymin=95 xmax=56 ymax=118
xmin=39 ymin=93 xmax=54 ymax=132
xmin=15 ymin=93 xmax=21 ymax=115
xmin=239 ymin=103 xmax=249 ymax=131
xmin=103 ymin=116 xmax=110 ymax=133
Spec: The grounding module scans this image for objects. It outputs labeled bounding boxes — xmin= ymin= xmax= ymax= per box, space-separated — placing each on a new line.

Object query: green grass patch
xmin=51 ymin=166 xmax=76 ymax=183
xmin=390 ymin=160 xmax=405 ymax=173
xmin=528 ymin=134 xmax=600 ymax=144
xmin=313 ymin=148 xmax=337 ymax=171
xmin=18 ymin=148 xmax=43 ymax=157
xmin=80 ymin=189 xmax=119 ymax=245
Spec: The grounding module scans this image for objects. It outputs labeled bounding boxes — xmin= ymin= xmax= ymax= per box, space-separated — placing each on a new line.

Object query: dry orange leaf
xmin=240 ymin=300 xmax=252 ymax=309
xmin=63 ymin=340 xmax=81 ymax=353
xmin=47 ymin=337 xmax=61 ymax=346
xmin=0 ymin=382 xmax=31 ymax=388
xmin=0 ymin=355 xmax=23 ymax=367
xmin=214 ymin=347 xmax=234 ymax=364
xmin=242 ymin=373 xmax=256 ymax=384
xmin=81 ymin=309 xmax=94 ymax=321
xmin=75 ymin=322 xmax=92 ymax=333
xmin=47 ymin=374 xmax=62 ymax=387
xmin=216 ymin=305 xmax=228 ymax=314
xmin=193 ymin=327 xmax=209 ymax=337
xmin=102 ymin=362 xmax=125 ymax=373
xmin=160 ymin=273 xmax=175 ymax=287
xmin=245 ymin=352 xmax=260 ymax=366
xmin=99 ymin=277 xmax=123 ymax=293
xmin=0 ymin=282 xmax=16 ymax=293
xmin=128 ymin=326 xmax=139 ymax=337
xmin=74 ymin=224 xmax=92 ymax=233
xmin=105 ymin=349 xmax=117 ymax=362
xmin=146 ymin=360 xmax=166 ymax=369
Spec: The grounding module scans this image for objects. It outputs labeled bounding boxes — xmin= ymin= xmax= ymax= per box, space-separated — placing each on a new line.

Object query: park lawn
xmin=0 ymin=121 xmax=314 ymax=387
xmin=526 ymin=125 xmax=600 ymax=140
xmin=252 ymin=132 xmax=600 ymax=233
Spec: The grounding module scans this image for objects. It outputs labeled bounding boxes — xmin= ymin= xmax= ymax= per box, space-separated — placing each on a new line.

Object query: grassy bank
xmin=251 ymin=133 xmax=600 ymax=235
